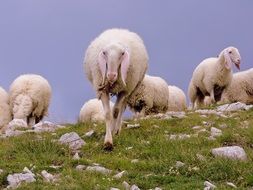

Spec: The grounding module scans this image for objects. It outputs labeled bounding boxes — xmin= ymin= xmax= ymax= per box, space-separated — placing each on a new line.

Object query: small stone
xmin=131 ymin=159 xmax=139 ymax=164
xmin=191 ymin=166 xmax=199 ymax=171
xmin=49 ymin=165 xmax=62 ymax=169
xmin=196 ymin=129 xmax=208 ymax=134
xmin=0 ymin=169 xmax=3 ymax=174
xmin=196 ymin=154 xmax=206 ymax=161
xmin=73 ymin=152 xmax=80 ymax=160
xmin=84 ymin=130 xmax=95 ymax=137
xmin=126 ymin=124 xmax=140 ymax=129
xmin=211 ymin=127 xmax=222 ymax=137
xmin=166 ymin=111 xmax=186 ymax=119
xmin=192 ymin=126 xmax=202 ymax=130
xmin=175 ymin=161 xmax=185 ymax=168
xmin=86 ymin=166 xmax=112 ymax=175
xmin=207 ymin=136 xmax=216 ymax=141
xmin=110 ymin=188 xmax=120 ymax=190
xmin=8 ymin=119 xmax=28 ymax=130
xmin=76 ymin=165 xmax=86 ymax=171
xmin=122 ymin=181 xmax=131 ymax=190
xmin=178 ymin=134 xmax=191 ymax=140
xmin=126 ymin=147 xmax=133 ymax=150
xmin=226 ymin=182 xmax=237 ymax=188
xmin=212 ymin=146 xmax=247 ymax=161
xmin=217 ymin=102 xmax=253 ymax=112
xmin=113 ymin=171 xmax=127 ymax=179
xmin=154 ymin=188 xmax=162 ymax=190
xmin=33 ymin=121 xmax=65 ymax=133
xmin=59 ymin=132 xmax=86 ymax=151
xmin=153 ymin=125 xmax=160 ymax=128
xmin=41 ymin=170 xmax=57 ymax=182
xmin=219 ymin=124 xmax=228 ymax=129
xmin=130 ymin=184 xmax=140 ymax=190
xmin=204 ymin=181 xmax=216 ymax=189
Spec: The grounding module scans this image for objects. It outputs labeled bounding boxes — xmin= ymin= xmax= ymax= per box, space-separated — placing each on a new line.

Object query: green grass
xmin=0 ymin=109 xmax=253 ymax=189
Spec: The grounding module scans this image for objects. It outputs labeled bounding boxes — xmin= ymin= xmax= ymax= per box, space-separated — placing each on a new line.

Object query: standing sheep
xmin=188 ymin=46 xmax=241 ymax=109
xmin=220 ymin=68 xmax=253 ymax=104
xmin=0 ymin=86 xmax=11 ymax=131
xmin=9 ymin=74 xmax=52 ymax=126
xmin=167 ymin=85 xmax=187 ymax=111
xmin=79 ymin=98 xmax=114 ymax=123
xmin=127 ymin=74 xmax=169 ymax=117
xmin=84 ymin=28 xmax=148 ymax=150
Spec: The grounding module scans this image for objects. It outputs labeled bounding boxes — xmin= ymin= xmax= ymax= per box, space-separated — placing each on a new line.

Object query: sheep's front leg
xmin=111 ymin=92 xmax=127 ymax=135
xmin=28 ymin=116 xmax=36 ymax=126
xmin=100 ymin=92 xmax=113 ymax=150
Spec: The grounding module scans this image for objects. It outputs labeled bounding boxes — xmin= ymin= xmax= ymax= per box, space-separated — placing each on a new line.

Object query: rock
xmin=73 ymin=152 xmax=80 ymax=160
xmin=84 ymin=130 xmax=95 ymax=137
xmin=169 ymin=134 xmax=191 ymax=140
xmin=217 ymin=102 xmax=253 ymax=112
xmin=192 ymin=126 xmax=202 ymax=130
xmin=204 ymin=181 xmax=216 ymax=189
xmin=126 ymin=147 xmax=133 ymax=150
xmin=166 ymin=111 xmax=186 ymax=119
xmin=4 ymin=129 xmax=25 ymax=137
xmin=110 ymin=188 xmax=120 ymax=190
xmin=226 ymin=182 xmax=237 ymax=188
xmin=86 ymin=166 xmax=112 ymax=175
xmin=7 ymin=167 xmax=36 ymax=189
xmin=41 ymin=170 xmax=57 ymax=182
xmin=0 ymin=169 xmax=3 ymax=174
xmin=122 ymin=181 xmax=131 ymax=190
xmin=210 ymin=127 xmax=222 ymax=137
xmin=175 ymin=161 xmax=185 ymax=168
xmin=59 ymin=132 xmax=86 ymax=151
xmin=211 ymin=146 xmax=247 ymax=161
xmin=154 ymin=188 xmax=162 ymax=190
xmin=131 ymin=159 xmax=139 ymax=164
xmin=113 ymin=171 xmax=127 ymax=179
xmin=8 ymin=119 xmax=28 ymax=130
xmin=130 ymin=184 xmax=140 ymax=190
xmin=126 ymin=124 xmax=140 ymax=129
xmin=33 ymin=121 xmax=65 ymax=133
xmin=49 ymin=165 xmax=62 ymax=170
xmin=196 ymin=129 xmax=208 ymax=134
xmin=76 ymin=165 xmax=86 ymax=171
xmin=196 ymin=154 xmax=206 ymax=161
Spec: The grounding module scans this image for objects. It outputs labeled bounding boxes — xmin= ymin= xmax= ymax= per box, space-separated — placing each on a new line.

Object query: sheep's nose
xmin=107 ymin=72 xmax=117 ymax=82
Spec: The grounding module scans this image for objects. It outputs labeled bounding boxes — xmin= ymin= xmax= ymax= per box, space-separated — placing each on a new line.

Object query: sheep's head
xmin=222 ymin=46 xmax=241 ymax=70
xmin=98 ymin=43 xmax=130 ymax=86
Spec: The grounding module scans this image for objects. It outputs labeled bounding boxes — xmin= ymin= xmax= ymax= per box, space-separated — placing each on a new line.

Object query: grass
xmin=0 ymin=108 xmax=253 ymax=189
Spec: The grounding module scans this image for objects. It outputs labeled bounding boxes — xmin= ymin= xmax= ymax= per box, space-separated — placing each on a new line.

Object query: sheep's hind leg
xmin=100 ymin=92 xmax=113 ymax=151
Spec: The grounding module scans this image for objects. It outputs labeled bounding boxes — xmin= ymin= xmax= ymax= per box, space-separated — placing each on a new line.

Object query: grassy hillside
xmin=0 ymin=108 xmax=253 ymax=189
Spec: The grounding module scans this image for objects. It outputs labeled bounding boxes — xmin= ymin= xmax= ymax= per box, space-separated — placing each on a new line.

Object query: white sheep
xmin=79 ymin=98 xmax=114 ymax=123
xmin=188 ymin=46 xmax=241 ymax=109
xmin=9 ymin=74 xmax=52 ymax=126
xmin=220 ymin=68 xmax=253 ymax=104
xmin=127 ymin=74 xmax=169 ymax=117
xmin=167 ymin=85 xmax=187 ymax=111
xmin=0 ymin=86 xmax=11 ymax=131
xmin=84 ymin=28 xmax=148 ymax=150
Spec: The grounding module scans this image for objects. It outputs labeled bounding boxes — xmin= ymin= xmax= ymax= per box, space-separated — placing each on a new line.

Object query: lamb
xmin=220 ymin=68 xmax=253 ymax=104
xmin=127 ymin=74 xmax=169 ymax=117
xmin=188 ymin=46 xmax=241 ymax=109
xmin=0 ymin=86 xmax=11 ymax=130
xmin=84 ymin=28 xmax=148 ymax=150
xmin=167 ymin=85 xmax=187 ymax=111
xmin=79 ymin=98 xmax=114 ymax=123
xmin=9 ymin=74 xmax=52 ymax=126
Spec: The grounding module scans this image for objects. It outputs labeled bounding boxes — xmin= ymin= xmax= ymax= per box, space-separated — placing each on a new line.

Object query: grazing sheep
xmin=0 ymin=86 xmax=11 ymax=130
xmin=9 ymin=74 xmax=52 ymax=126
xmin=127 ymin=74 xmax=169 ymax=117
xmin=220 ymin=68 xmax=253 ymax=104
xmin=188 ymin=46 xmax=241 ymax=109
xmin=84 ymin=28 xmax=148 ymax=150
xmin=167 ymin=85 xmax=187 ymax=111
xmin=79 ymin=98 xmax=114 ymax=123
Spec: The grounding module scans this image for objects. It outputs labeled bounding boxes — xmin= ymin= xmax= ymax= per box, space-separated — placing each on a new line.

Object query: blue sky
xmin=0 ymin=1 xmax=252 ymax=123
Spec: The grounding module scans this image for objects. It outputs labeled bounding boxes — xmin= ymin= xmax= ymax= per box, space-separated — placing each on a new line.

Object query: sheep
xmin=0 ymin=86 xmax=11 ymax=131
xmin=127 ymin=74 xmax=169 ymax=117
xmin=188 ymin=46 xmax=241 ymax=109
xmin=79 ymin=98 xmax=114 ymax=123
xmin=167 ymin=85 xmax=187 ymax=111
xmin=220 ymin=68 xmax=253 ymax=104
xmin=84 ymin=28 xmax=148 ymax=150
xmin=9 ymin=74 xmax=52 ymax=126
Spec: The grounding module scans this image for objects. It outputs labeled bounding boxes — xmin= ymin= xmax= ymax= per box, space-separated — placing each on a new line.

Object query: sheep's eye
xmin=121 ymin=52 xmax=125 ymax=56
xmin=102 ymin=51 xmax=106 ymax=55
xmin=229 ymin=51 xmax=232 ymax=54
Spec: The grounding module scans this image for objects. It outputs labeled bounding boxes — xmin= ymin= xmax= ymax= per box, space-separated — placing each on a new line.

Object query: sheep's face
xmin=98 ymin=43 xmax=130 ymax=86
xmin=223 ymin=47 xmax=241 ymax=70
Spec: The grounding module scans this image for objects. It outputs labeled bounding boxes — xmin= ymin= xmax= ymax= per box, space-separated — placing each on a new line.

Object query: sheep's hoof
xmin=104 ymin=142 xmax=113 ymax=151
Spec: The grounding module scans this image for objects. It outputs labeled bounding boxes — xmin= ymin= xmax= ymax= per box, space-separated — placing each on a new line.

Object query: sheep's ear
xmin=223 ymin=50 xmax=232 ymax=70
xmin=120 ymin=50 xmax=130 ymax=86
xmin=98 ymin=51 xmax=107 ymax=84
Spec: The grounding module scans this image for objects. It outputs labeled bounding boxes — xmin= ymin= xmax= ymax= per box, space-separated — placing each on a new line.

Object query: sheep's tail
xmin=12 ymin=94 xmax=33 ymax=120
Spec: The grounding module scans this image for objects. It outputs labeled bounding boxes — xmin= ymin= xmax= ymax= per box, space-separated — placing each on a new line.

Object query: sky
xmin=0 ymin=0 xmax=252 ymax=123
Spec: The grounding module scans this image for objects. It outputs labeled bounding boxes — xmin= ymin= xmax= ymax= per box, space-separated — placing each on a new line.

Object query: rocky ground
xmin=0 ymin=102 xmax=253 ymax=189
